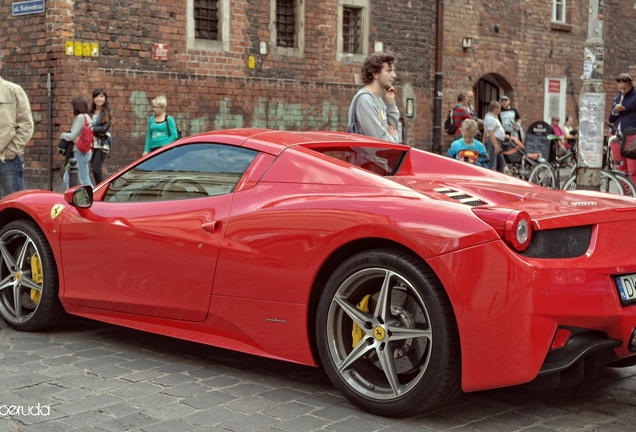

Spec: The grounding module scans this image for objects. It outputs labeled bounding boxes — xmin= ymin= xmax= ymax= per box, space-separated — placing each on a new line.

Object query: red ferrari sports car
xmin=1 ymin=129 xmax=636 ymax=417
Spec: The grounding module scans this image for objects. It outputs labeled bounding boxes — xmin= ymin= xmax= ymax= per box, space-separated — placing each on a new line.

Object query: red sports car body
xmin=1 ymin=129 xmax=636 ymax=416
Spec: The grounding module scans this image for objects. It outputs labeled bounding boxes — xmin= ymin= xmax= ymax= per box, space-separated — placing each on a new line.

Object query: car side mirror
xmin=64 ymin=185 xmax=94 ymax=209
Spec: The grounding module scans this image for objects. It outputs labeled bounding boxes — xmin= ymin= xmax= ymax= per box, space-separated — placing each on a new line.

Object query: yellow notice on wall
xmin=82 ymin=42 xmax=91 ymax=57
xmin=91 ymin=43 xmax=99 ymax=57
xmin=74 ymin=41 xmax=83 ymax=57
xmin=248 ymin=55 xmax=256 ymax=69
xmin=65 ymin=41 xmax=74 ymax=56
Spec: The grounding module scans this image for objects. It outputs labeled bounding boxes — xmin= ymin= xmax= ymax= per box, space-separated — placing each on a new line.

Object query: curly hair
xmin=361 ymin=52 xmax=396 ymax=85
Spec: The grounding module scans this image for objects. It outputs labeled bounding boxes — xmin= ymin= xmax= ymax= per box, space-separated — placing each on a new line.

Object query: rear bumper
xmin=427 ymin=223 xmax=636 ymax=392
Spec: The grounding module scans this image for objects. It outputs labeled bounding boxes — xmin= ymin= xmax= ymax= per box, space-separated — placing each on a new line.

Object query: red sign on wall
xmin=152 ymin=44 xmax=169 ymax=61
xmin=548 ymin=80 xmax=561 ymax=93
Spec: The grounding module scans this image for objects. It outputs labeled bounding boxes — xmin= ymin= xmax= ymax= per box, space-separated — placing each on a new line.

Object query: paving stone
xmin=3 ymin=319 xmax=636 ymax=432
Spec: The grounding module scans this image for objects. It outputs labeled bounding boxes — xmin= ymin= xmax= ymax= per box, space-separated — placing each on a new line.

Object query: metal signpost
xmin=576 ymin=0 xmax=605 ymax=190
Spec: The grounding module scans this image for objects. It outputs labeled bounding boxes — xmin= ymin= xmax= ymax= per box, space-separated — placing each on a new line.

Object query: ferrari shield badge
xmin=50 ymin=204 xmax=65 ymax=220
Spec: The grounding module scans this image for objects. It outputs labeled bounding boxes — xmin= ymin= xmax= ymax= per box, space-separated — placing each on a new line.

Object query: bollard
xmin=68 ymin=158 xmax=79 ymax=187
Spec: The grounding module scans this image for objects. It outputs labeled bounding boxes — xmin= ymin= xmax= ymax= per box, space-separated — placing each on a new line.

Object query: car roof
xmin=180 ymin=128 xmax=410 ymax=156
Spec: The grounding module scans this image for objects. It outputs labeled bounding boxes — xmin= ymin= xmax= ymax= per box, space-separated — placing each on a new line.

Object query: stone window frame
xmin=336 ymin=0 xmax=369 ymax=63
xmin=186 ymin=0 xmax=230 ymax=52
xmin=551 ymin=0 xmax=566 ymax=24
xmin=269 ymin=0 xmax=306 ymax=58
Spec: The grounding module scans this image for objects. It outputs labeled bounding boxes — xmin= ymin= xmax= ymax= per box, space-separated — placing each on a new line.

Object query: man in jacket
xmin=0 ymin=51 xmax=34 ymax=197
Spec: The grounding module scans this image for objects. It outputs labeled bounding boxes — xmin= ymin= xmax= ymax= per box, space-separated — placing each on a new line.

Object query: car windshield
xmin=307 ymin=146 xmax=407 ymax=176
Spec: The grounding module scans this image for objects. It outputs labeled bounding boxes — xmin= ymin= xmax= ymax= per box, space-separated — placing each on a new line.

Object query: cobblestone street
xmin=1 ymin=317 xmax=636 ymax=432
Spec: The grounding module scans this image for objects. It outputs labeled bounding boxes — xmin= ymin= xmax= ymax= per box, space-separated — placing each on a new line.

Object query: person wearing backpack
xmin=347 ymin=52 xmax=400 ymax=142
xmin=60 ymin=96 xmax=93 ymax=188
xmin=451 ymin=93 xmax=472 ymax=140
xmin=143 ymin=95 xmax=178 ymax=156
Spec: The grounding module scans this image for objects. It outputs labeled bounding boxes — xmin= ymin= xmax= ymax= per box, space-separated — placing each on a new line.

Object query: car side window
xmin=104 ymin=144 xmax=258 ymax=202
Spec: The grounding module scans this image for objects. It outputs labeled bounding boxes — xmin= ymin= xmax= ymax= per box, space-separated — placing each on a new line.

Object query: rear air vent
xmin=434 ymin=187 xmax=486 ymax=207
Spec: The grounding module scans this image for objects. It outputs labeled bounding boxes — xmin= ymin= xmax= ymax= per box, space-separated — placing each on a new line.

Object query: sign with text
xmin=12 ymin=0 xmax=44 ymax=16
xmin=152 ymin=44 xmax=169 ymax=61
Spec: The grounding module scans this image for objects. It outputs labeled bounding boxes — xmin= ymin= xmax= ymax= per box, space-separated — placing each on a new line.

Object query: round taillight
xmin=504 ymin=211 xmax=533 ymax=252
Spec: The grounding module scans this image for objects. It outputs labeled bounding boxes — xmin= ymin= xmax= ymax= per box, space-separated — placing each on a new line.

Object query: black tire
xmin=316 ymin=249 xmax=462 ymax=417
xmin=0 ymin=220 xmax=65 ymax=331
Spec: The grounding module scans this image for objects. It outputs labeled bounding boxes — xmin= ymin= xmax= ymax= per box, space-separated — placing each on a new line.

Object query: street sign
xmin=12 ymin=0 xmax=45 ymax=16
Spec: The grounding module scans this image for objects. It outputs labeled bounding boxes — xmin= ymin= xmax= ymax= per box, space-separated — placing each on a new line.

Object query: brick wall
xmin=4 ymin=2 xmax=629 ymax=190
xmin=442 ymin=0 xmax=589 ymax=150
xmin=1 ymin=0 xmax=436 ymax=190
xmin=603 ymin=1 xmax=636 ymax=118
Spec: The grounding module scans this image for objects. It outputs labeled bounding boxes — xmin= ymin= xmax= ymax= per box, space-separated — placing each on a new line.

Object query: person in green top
xmin=143 ymin=95 xmax=178 ymax=156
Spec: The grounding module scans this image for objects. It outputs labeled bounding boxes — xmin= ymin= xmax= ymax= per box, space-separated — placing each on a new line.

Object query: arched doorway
xmin=475 ymin=74 xmax=510 ymax=119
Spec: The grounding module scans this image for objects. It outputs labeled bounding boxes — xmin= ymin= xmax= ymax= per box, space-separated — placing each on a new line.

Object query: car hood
xmin=391 ymin=174 xmax=636 ymax=230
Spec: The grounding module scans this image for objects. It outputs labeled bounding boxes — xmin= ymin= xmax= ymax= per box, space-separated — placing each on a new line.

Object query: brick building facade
xmin=0 ymin=1 xmax=632 ymax=190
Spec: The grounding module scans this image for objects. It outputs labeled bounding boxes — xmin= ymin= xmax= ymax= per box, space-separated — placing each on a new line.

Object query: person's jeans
xmin=0 ymin=156 xmax=25 ymax=198
xmin=90 ymin=148 xmax=108 ymax=184
xmin=63 ymin=148 xmax=94 ymax=189
xmin=485 ymin=138 xmax=506 ymax=172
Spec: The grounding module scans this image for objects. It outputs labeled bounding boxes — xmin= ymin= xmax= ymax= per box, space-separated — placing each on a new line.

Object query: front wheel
xmin=527 ymin=162 xmax=559 ymax=189
xmin=316 ymin=249 xmax=461 ymax=417
xmin=0 ymin=220 xmax=65 ymax=331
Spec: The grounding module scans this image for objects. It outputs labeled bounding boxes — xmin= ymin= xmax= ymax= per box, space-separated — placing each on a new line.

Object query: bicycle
xmin=561 ymin=131 xmax=636 ymax=197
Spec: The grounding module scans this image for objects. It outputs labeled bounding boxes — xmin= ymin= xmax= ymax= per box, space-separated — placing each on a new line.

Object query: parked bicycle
xmin=561 ymin=130 xmax=636 ymax=197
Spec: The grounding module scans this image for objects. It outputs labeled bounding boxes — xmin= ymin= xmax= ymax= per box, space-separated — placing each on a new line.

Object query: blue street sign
xmin=12 ymin=0 xmax=45 ymax=16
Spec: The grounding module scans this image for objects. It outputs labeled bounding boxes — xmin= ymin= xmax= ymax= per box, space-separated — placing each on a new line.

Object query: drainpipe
xmin=47 ymin=73 xmax=53 ymax=191
xmin=432 ymin=0 xmax=444 ymax=154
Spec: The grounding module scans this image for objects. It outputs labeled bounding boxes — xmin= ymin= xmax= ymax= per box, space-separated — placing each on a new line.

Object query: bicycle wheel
xmin=562 ymin=170 xmax=627 ymax=195
xmin=527 ymin=162 xmax=558 ymax=189
xmin=611 ymin=171 xmax=636 ymax=197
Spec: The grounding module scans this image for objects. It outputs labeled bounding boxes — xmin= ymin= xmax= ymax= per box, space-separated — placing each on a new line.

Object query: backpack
xmin=347 ymin=91 xmax=372 ymax=134
xmin=444 ymin=110 xmax=457 ymax=136
xmin=167 ymin=115 xmax=183 ymax=140
xmin=75 ymin=114 xmax=94 ymax=153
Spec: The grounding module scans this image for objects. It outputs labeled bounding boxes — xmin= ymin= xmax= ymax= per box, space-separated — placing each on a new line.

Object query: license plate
xmin=615 ymin=274 xmax=636 ymax=305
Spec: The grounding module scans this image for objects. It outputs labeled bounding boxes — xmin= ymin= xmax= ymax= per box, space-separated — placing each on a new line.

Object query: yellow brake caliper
xmin=351 ymin=294 xmax=371 ymax=348
xmin=30 ymin=254 xmax=43 ymax=304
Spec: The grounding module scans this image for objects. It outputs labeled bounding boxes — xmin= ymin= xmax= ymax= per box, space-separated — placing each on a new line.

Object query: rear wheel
xmin=562 ymin=170 xmax=627 ymax=196
xmin=0 ymin=220 xmax=65 ymax=331
xmin=316 ymin=249 xmax=461 ymax=417
xmin=528 ymin=162 xmax=559 ymax=189
xmin=611 ymin=171 xmax=636 ymax=197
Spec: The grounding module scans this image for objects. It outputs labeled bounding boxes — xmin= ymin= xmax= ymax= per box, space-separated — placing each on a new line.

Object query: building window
xmin=187 ymin=0 xmax=230 ymax=51
xmin=276 ymin=0 xmax=295 ymax=47
xmin=269 ymin=0 xmax=305 ymax=57
xmin=342 ymin=7 xmax=362 ymax=54
xmin=336 ymin=0 xmax=369 ymax=62
xmin=552 ymin=0 xmax=566 ymax=23
xmin=194 ymin=0 xmax=219 ymax=40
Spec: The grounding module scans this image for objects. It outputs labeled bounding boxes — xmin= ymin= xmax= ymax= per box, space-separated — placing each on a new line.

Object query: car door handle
xmin=202 ymin=221 xmax=222 ymax=234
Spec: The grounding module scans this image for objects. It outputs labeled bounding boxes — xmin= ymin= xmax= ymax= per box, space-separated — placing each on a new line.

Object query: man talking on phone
xmin=347 ymin=52 xmax=400 ymax=142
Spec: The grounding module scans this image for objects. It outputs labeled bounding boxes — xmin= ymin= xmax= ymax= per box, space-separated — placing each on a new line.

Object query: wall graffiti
xmin=129 ymin=91 xmax=345 ymax=138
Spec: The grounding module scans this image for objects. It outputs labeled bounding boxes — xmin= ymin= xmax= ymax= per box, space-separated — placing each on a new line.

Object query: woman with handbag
xmin=609 ymin=73 xmax=636 ymax=185
xmin=59 ymin=96 xmax=93 ymax=188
